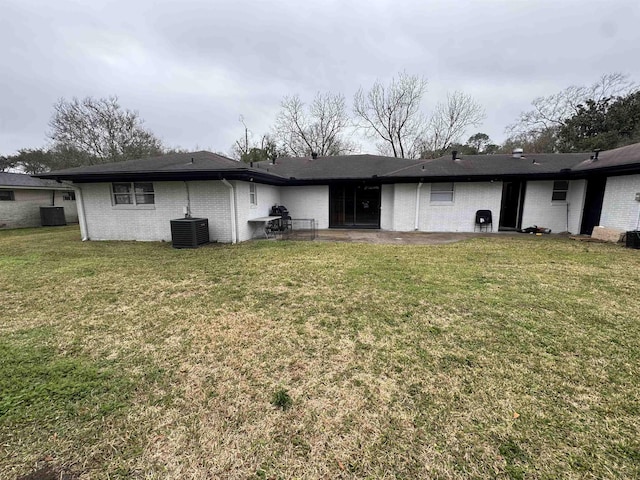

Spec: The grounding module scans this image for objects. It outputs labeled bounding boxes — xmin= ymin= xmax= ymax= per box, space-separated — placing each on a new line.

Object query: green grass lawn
xmin=1 ymin=226 xmax=639 ymax=479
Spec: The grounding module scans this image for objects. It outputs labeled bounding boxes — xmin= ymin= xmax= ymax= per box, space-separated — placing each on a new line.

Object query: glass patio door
xmin=329 ymin=184 xmax=381 ymax=228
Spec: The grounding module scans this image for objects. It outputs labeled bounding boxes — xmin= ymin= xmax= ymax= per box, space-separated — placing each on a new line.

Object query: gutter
xmin=414 ymin=181 xmax=423 ymax=230
xmin=73 ymin=184 xmax=89 ymax=241
xmin=221 ymin=179 xmax=238 ymax=244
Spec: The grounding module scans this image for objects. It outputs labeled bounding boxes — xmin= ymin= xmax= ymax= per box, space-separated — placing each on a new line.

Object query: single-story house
xmin=35 ymin=142 xmax=640 ymax=242
xmin=0 ymin=172 xmax=78 ymax=229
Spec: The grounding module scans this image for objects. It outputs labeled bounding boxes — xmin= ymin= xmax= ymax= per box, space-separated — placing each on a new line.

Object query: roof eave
xmin=35 ymin=169 xmax=289 ymax=185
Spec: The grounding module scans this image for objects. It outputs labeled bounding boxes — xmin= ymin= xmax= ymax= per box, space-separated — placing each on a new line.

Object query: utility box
xmin=170 ymin=218 xmax=209 ymax=248
xmin=626 ymin=231 xmax=640 ymax=249
xmin=40 ymin=206 xmax=66 ymax=226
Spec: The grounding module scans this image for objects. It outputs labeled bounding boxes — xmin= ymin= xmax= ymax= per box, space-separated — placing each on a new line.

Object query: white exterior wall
xmin=387 ymin=182 xmax=502 ymax=233
xmin=280 ymin=185 xmax=329 ymax=229
xmin=234 ymin=181 xmax=281 ymax=242
xmin=80 ymin=181 xmax=234 ymax=242
xmin=380 ymin=184 xmax=394 ymax=230
xmin=391 ymin=183 xmax=418 ymax=231
xmin=420 ymin=182 xmax=503 ymax=232
xmin=600 ymin=174 xmax=640 ymax=231
xmin=521 ymin=180 xmax=586 ymax=234
xmin=0 ymin=188 xmax=78 ymax=228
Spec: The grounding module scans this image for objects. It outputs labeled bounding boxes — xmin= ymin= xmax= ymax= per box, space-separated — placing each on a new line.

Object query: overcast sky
xmin=1 ymin=0 xmax=639 ymax=157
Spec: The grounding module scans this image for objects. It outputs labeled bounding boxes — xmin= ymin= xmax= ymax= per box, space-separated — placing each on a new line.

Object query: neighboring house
xmin=0 ymin=172 xmax=78 ymax=229
xmin=35 ymin=143 xmax=640 ymax=243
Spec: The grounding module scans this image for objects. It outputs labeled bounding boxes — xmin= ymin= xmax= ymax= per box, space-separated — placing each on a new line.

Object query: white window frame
xmin=249 ymin=183 xmax=257 ymax=206
xmin=430 ymin=182 xmax=454 ymax=203
xmin=552 ymin=180 xmax=569 ymax=202
xmin=111 ymin=182 xmax=155 ymax=206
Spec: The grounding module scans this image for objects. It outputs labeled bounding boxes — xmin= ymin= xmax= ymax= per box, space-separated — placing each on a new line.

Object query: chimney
xmin=311 ymin=152 xmax=318 ymax=160
xmin=512 ymin=148 xmax=524 ymax=158
xmin=593 ymin=149 xmax=601 ymax=161
xmin=451 ymin=150 xmax=458 ymax=161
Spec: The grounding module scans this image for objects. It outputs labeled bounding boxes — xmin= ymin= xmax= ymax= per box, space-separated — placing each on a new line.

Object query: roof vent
xmin=593 ymin=149 xmax=601 ymax=161
xmin=311 ymin=152 xmax=318 ymax=160
xmin=452 ymin=150 xmax=458 ymax=161
xmin=512 ymin=148 xmax=524 ymax=158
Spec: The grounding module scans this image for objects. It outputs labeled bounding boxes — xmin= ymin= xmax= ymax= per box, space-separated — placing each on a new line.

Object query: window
xmin=249 ymin=183 xmax=257 ymax=206
xmin=0 ymin=190 xmax=15 ymax=201
xmin=62 ymin=191 xmax=76 ymax=201
xmin=430 ymin=182 xmax=454 ymax=202
xmin=112 ymin=182 xmax=155 ymax=205
xmin=552 ymin=180 xmax=569 ymax=201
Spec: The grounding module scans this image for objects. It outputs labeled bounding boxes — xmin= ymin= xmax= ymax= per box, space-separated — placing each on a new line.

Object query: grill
xmin=269 ymin=205 xmax=292 ymax=233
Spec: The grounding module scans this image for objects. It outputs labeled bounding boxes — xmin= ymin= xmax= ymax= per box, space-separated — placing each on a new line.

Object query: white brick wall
xmin=0 ymin=188 xmax=78 ymax=229
xmin=600 ymin=174 xmax=640 ymax=231
xmin=392 ymin=183 xmax=418 ymax=231
xmin=74 ymin=177 xmax=609 ymax=241
xmin=521 ymin=180 xmax=586 ymax=234
xmin=380 ymin=184 xmax=394 ymax=230
xmin=364 ymin=182 xmax=503 ymax=233
xmin=80 ymin=181 xmax=234 ymax=242
xmin=280 ymin=185 xmax=329 ymax=229
xmin=234 ymin=181 xmax=281 ymax=241
xmin=419 ymin=182 xmax=503 ymax=232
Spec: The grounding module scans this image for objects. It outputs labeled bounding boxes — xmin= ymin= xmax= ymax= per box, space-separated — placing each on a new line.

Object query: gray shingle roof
xmin=253 ymin=154 xmax=424 ymax=180
xmin=386 ymin=152 xmax=590 ymax=179
xmin=572 ymin=142 xmax=640 ymax=172
xmin=33 ymin=143 xmax=640 ymax=184
xmin=0 ymin=172 xmax=72 ymax=189
xmin=41 ymin=151 xmax=249 ymax=175
xmin=36 ymin=151 xmax=289 ymax=183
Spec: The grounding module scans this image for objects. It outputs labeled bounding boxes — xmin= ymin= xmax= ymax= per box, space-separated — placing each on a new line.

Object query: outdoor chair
xmin=475 ymin=210 xmax=493 ymax=232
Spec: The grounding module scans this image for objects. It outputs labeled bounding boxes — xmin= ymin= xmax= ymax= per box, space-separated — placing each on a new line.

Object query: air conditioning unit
xmin=40 ymin=206 xmax=66 ymax=226
xmin=170 ymin=218 xmax=209 ymax=248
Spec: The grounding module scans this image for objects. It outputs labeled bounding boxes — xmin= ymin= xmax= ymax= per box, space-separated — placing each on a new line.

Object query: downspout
xmin=57 ymin=180 xmax=88 ymax=241
xmin=183 ymin=181 xmax=192 ymax=218
xmin=414 ymin=181 xmax=423 ymax=231
xmin=221 ymin=179 xmax=238 ymax=244
xmin=74 ymin=185 xmax=89 ymax=241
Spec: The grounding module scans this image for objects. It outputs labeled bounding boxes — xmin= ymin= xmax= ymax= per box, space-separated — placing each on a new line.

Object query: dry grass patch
xmin=1 ymin=226 xmax=639 ymax=479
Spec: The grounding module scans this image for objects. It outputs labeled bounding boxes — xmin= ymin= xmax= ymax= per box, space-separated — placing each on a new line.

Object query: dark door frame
xmin=580 ymin=176 xmax=607 ymax=235
xmin=499 ymin=180 xmax=526 ymax=230
xmin=329 ymin=182 xmax=381 ymax=229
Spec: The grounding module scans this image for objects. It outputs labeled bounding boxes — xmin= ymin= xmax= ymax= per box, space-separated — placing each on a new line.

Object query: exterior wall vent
xmin=170 ymin=218 xmax=209 ymax=248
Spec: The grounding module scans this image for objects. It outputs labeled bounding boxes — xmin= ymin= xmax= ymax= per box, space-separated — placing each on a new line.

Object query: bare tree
xmin=422 ymin=91 xmax=485 ymax=157
xmin=506 ymin=73 xmax=637 ymax=151
xmin=48 ymin=96 xmax=163 ymax=165
xmin=0 ymin=155 xmax=17 ymax=172
xmin=230 ymin=115 xmax=252 ymax=160
xmin=230 ymin=116 xmax=278 ymax=163
xmin=273 ymin=92 xmax=354 ymax=156
xmin=353 ymin=72 xmax=427 ymax=158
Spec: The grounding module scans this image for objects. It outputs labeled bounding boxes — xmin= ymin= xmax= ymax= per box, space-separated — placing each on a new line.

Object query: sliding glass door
xmin=329 ymin=184 xmax=381 ymax=228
